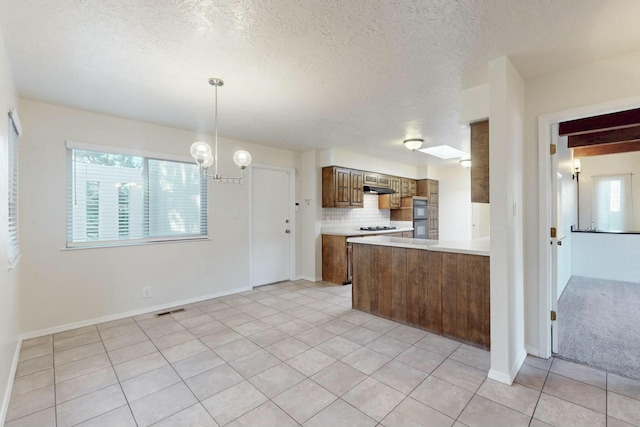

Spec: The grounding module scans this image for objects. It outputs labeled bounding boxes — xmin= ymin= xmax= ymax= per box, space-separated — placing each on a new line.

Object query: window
xmin=67 ymin=143 xmax=207 ymax=247
xmin=7 ymin=110 xmax=21 ymax=266
xmin=592 ymin=174 xmax=633 ymax=232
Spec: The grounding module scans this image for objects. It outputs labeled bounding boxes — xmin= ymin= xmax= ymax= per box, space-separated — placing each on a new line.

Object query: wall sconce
xmin=573 ymin=158 xmax=581 ymax=181
xmin=403 ymin=139 xmax=423 ymax=151
xmin=573 ymin=158 xmax=581 ymax=173
xmin=460 ymin=159 xmax=471 ymax=168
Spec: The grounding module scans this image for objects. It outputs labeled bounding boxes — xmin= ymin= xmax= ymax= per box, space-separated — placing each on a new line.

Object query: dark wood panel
xmin=455 ymin=254 xmax=469 ymax=342
xmin=484 ymin=256 xmax=491 ymax=349
xmin=406 ymin=249 xmax=426 ymax=328
xmin=559 ymin=107 xmax=640 ymax=136
xmin=441 ymin=253 xmax=457 ymax=337
xmin=371 ymin=246 xmax=392 ymax=318
xmin=471 ymin=120 xmax=490 ymax=203
xmin=391 ymin=248 xmax=407 ymax=323
xmin=426 ymin=251 xmax=442 ymax=334
xmin=467 ymin=255 xmax=487 ymax=348
xmin=352 ymin=244 xmax=371 ymax=311
xmin=573 ymin=140 xmax=640 ymax=157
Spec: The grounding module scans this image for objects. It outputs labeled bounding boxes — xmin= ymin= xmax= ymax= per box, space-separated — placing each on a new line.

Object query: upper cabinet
xmin=400 ymin=178 xmax=417 ymax=197
xmin=322 ymin=166 xmax=364 ymax=208
xmin=363 ymin=172 xmax=391 ymax=188
xmin=379 ymin=176 xmax=402 ymax=209
xmin=471 ymin=120 xmax=490 ymax=203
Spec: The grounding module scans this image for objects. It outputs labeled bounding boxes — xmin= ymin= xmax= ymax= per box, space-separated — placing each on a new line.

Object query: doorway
xmin=250 ymin=165 xmax=295 ymax=287
xmin=538 ymin=96 xmax=640 ymax=359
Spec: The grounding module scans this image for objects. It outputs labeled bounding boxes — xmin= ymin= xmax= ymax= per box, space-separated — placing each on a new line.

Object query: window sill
xmin=61 ymin=237 xmax=211 ymax=251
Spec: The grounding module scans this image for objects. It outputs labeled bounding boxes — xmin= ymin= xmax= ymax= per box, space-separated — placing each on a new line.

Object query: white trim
xmin=537 ymin=94 xmax=640 ymax=359
xmin=65 ymin=140 xmax=193 ymax=163
xmin=297 ymin=275 xmax=321 ymax=282
xmin=19 ymin=285 xmax=251 ymax=340
xmin=525 ymin=344 xmax=540 ymax=358
xmin=8 ymin=108 xmax=22 ymax=136
xmin=487 ymin=348 xmax=527 ymax=385
xmin=0 ymin=340 xmax=22 ymax=426
xmin=249 ymin=164 xmax=297 ymax=288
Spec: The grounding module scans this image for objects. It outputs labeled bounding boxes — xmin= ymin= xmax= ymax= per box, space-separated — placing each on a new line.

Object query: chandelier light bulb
xmin=233 ymin=150 xmax=252 ymax=169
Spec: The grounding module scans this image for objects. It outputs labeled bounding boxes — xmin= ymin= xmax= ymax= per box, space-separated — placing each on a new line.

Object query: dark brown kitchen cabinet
xmin=363 ymin=171 xmax=391 ymax=188
xmin=471 ymin=120 xmax=489 ymax=203
xmin=322 ymin=167 xmax=364 ymax=208
xmin=379 ymin=176 xmax=402 ymax=209
xmin=401 ymin=178 xmax=417 ymax=197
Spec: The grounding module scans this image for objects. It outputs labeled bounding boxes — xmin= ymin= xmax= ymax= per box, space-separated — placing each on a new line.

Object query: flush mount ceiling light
xmin=418 ymin=145 xmax=465 ymax=159
xmin=190 ymin=78 xmax=252 ymax=184
xmin=460 ymin=159 xmax=472 ymax=168
xmin=403 ymin=139 xmax=424 ymax=151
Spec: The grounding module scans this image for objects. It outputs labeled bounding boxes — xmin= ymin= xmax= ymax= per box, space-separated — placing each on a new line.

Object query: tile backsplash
xmin=322 ymin=194 xmax=390 ymax=227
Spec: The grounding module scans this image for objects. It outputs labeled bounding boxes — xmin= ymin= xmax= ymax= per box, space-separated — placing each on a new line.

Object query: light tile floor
xmin=5 ymin=280 xmax=640 ymax=426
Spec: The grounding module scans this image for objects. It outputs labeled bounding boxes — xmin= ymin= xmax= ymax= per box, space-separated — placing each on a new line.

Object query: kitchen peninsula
xmin=348 ymin=235 xmax=491 ymax=349
xmin=321 ymin=226 xmax=414 ymax=285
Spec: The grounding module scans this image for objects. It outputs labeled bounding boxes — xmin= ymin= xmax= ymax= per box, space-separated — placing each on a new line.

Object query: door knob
xmin=285 ymin=219 xmax=289 ymax=223
xmin=285 ymin=230 xmax=290 ymax=233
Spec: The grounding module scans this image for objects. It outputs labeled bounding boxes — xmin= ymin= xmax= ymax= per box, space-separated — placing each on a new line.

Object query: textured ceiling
xmin=2 ymin=0 xmax=640 ymax=167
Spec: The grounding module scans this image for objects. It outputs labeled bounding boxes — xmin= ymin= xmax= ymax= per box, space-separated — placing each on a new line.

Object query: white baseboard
xmin=487 ymin=368 xmax=513 ymax=384
xmin=525 ymin=345 xmax=539 ymax=358
xmin=20 ymin=286 xmax=252 ymax=341
xmin=297 ymin=275 xmax=321 ymax=282
xmin=488 ymin=348 xmax=528 ymax=385
xmin=1 ymin=339 xmax=22 ymax=425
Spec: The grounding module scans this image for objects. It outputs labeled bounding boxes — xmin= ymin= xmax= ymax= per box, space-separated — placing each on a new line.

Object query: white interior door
xmin=251 ymin=167 xmax=292 ymax=287
xmin=550 ymin=127 xmax=574 ymax=353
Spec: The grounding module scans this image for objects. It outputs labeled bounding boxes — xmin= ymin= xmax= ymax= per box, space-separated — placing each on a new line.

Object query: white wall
xmin=524 ymin=49 xmax=640 ymax=355
xmin=318 ymin=148 xmax=419 ymax=178
xmin=429 ymin=166 xmax=472 ymax=241
xmin=577 ymin=151 xmax=640 ymax=231
xmin=488 ymin=56 xmax=526 ymax=384
xmin=0 ymin=26 xmax=20 ymax=424
xmin=572 ymin=233 xmax=640 ymax=283
xmin=18 ymin=99 xmax=301 ymax=334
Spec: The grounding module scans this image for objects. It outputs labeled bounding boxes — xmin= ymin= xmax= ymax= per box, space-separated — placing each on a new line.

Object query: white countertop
xmin=346 ymin=235 xmax=490 ymax=256
xmin=321 ymin=226 xmax=414 ymax=237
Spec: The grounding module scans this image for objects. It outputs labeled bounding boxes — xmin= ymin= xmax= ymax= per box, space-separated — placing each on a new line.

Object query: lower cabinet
xmin=352 ymin=244 xmax=490 ymax=349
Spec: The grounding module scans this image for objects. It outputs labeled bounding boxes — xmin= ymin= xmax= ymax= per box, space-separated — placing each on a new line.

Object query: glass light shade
xmin=190 ymin=142 xmax=212 ymax=160
xmin=403 ymin=139 xmax=423 ymax=151
xmin=233 ymin=150 xmax=252 ymax=168
xmin=460 ymin=159 xmax=471 ymax=168
xmin=573 ymin=158 xmax=581 ymax=173
xmin=200 ymin=153 xmax=214 ymax=169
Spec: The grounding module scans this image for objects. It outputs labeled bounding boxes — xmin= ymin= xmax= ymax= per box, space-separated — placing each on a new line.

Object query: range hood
xmin=363 ymin=186 xmax=396 ymax=194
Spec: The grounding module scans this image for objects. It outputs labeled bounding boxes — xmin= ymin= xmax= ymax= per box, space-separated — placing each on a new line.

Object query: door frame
xmin=248 ymin=163 xmax=296 ymax=288
xmin=537 ymin=95 xmax=640 ymax=358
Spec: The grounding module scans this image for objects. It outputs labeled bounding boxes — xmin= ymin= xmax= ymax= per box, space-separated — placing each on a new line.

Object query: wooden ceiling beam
xmin=567 ymin=125 xmax=640 ymax=148
xmin=573 ymin=140 xmax=640 ymax=157
xmin=559 ymin=107 xmax=640 ymax=136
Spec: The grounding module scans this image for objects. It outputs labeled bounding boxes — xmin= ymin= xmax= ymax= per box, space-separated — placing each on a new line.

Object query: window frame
xmin=65 ymin=141 xmax=208 ymax=249
xmin=8 ymin=109 xmax=21 ymax=268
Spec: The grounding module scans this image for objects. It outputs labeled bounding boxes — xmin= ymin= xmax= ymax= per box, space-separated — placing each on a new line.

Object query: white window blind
xmin=66 ymin=145 xmax=207 ymax=247
xmin=8 ymin=110 xmax=20 ymax=265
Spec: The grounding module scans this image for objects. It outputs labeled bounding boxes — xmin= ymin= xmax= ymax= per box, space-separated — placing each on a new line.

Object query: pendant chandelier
xmin=190 ymin=78 xmax=252 ymax=183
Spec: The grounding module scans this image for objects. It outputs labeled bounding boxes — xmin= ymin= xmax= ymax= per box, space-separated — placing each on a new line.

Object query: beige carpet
xmin=558 ymin=275 xmax=640 ymax=379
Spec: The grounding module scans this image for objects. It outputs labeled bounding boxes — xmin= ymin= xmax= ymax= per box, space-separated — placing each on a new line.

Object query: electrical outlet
xmin=142 ymin=286 xmax=151 ymax=299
